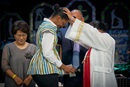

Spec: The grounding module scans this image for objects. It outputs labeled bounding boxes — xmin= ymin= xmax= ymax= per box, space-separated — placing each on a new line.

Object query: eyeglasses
xmin=15 ymin=34 xmax=27 ymax=38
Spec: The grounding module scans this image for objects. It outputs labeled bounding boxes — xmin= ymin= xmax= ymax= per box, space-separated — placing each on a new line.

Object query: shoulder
xmin=28 ymin=43 xmax=37 ymax=48
xmin=40 ymin=22 xmax=57 ymax=33
xmin=4 ymin=42 xmax=14 ymax=48
xmin=27 ymin=43 xmax=37 ymax=53
xmin=3 ymin=42 xmax=14 ymax=51
xmin=41 ymin=21 xmax=56 ymax=29
xmin=103 ymin=33 xmax=115 ymax=44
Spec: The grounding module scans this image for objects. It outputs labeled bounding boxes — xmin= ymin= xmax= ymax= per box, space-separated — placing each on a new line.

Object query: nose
xmin=19 ymin=36 xmax=24 ymax=39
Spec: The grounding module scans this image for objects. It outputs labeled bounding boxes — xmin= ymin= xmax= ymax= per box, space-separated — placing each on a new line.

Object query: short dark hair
xmin=89 ymin=20 xmax=108 ymax=32
xmin=51 ymin=4 xmax=69 ymax=20
xmin=11 ymin=20 xmax=30 ymax=35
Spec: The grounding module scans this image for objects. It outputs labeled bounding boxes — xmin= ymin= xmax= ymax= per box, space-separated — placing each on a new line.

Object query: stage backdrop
xmin=66 ymin=0 xmax=96 ymax=23
xmin=101 ymin=3 xmax=130 ymax=64
xmin=29 ymin=2 xmax=53 ymax=44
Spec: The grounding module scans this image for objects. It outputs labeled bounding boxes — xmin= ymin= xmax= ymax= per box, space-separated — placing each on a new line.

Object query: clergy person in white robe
xmin=63 ymin=8 xmax=118 ymax=87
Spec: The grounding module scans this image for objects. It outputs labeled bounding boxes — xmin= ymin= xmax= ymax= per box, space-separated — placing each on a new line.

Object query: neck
xmin=98 ymin=30 xmax=105 ymax=33
xmin=14 ymin=41 xmax=28 ymax=50
xmin=49 ymin=17 xmax=55 ymax=24
xmin=14 ymin=41 xmax=26 ymax=46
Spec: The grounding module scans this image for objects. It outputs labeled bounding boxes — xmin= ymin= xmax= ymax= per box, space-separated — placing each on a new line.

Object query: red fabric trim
xmin=83 ymin=48 xmax=92 ymax=87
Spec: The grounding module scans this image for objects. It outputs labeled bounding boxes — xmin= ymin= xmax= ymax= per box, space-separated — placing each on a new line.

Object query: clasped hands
xmin=13 ymin=75 xmax=32 ymax=86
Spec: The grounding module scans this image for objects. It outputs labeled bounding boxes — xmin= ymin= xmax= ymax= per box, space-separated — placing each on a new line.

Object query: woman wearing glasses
xmin=1 ymin=20 xmax=37 ymax=87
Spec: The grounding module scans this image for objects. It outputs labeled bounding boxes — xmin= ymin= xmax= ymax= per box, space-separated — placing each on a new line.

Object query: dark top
xmin=57 ymin=27 xmax=87 ymax=73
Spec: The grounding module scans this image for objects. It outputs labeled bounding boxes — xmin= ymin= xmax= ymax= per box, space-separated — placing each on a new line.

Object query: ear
xmin=81 ymin=17 xmax=84 ymax=22
xmin=14 ymin=34 xmax=16 ymax=38
xmin=14 ymin=34 xmax=15 ymax=37
xmin=56 ymin=15 xmax=61 ymax=20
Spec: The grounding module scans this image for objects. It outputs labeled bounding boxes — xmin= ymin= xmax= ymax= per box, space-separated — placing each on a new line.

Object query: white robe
xmin=65 ymin=19 xmax=117 ymax=87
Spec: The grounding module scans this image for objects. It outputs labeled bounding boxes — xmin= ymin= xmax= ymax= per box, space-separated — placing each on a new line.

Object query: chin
xmin=19 ymin=42 xmax=25 ymax=45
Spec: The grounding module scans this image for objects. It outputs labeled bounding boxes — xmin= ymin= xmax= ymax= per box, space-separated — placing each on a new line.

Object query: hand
xmin=23 ymin=75 xmax=32 ymax=86
xmin=63 ymin=7 xmax=73 ymax=20
xmin=13 ymin=76 xmax=23 ymax=86
xmin=60 ymin=64 xmax=76 ymax=73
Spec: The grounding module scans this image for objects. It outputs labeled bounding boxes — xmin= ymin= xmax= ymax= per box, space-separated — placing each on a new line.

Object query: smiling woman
xmin=15 ymin=33 xmax=27 ymax=38
xmin=1 ymin=20 xmax=37 ymax=87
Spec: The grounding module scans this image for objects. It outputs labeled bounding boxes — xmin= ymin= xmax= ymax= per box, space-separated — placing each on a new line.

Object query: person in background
xmin=27 ymin=4 xmax=75 ymax=87
xmin=57 ymin=9 xmax=87 ymax=87
xmin=63 ymin=7 xmax=118 ymax=87
xmin=1 ymin=20 xmax=37 ymax=87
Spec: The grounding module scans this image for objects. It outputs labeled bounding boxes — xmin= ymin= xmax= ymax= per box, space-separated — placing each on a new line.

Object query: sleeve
xmin=65 ymin=19 xmax=114 ymax=51
xmin=1 ymin=45 xmax=11 ymax=72
xmin=42 ymin=31 xmax=62 ymax=67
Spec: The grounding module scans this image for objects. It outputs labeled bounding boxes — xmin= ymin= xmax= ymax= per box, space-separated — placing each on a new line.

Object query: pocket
xmin=94 ymin=66 xmax=111 ymax=73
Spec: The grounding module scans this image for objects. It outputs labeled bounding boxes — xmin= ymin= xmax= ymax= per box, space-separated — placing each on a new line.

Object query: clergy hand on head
xmin=64 ymin=8 xmax=78 ymax=25
xmin=63 ymin=8 xmax=72 ymax=19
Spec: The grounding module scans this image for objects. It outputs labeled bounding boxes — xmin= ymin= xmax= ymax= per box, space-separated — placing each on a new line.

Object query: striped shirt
xmin=27 ymin=18 xmax=65 ymax=75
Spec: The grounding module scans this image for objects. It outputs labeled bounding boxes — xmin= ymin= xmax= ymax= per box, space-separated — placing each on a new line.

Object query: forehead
xmin=62 ymin=18 xmax=68 ymax=23
xmin=16 ymin=30 xmax=25 ymax=34
xmin=71 ymin=10 xmax=81 ymax=18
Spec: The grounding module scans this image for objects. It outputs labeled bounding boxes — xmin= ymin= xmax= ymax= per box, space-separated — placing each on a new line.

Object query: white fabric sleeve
xmin=42 ymin=31 xmax=62 ymax=67
xmin=65 ymin=19 xmax=115 ymax=51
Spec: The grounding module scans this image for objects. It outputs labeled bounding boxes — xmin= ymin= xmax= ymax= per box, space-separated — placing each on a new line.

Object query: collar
xmin=44 ymin=18 xmax=56 ymax=27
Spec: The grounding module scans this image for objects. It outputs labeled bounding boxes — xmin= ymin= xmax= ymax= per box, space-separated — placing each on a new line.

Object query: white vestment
xmin=65 ymin=19 xmax=117 ymax=87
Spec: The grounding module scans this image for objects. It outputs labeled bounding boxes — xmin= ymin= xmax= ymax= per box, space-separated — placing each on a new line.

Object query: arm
xmin=42 ymin=31 xmax=76 ymax=73
xmin=64 ymin=8 xmax=114 ymax=51
xmin=66 ymin=19 xmax=114 ymax=51
xmin=2 ymin=45 xmax=16 ymax=78
xmin=1 ymin=45 xmax=23 ymax=85
xmin=42 ymin=31 xmax=62 ymax=67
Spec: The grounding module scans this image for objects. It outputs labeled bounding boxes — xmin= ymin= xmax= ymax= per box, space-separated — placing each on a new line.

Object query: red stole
xmin=83 ymin=48 xmax=92 ymax=87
